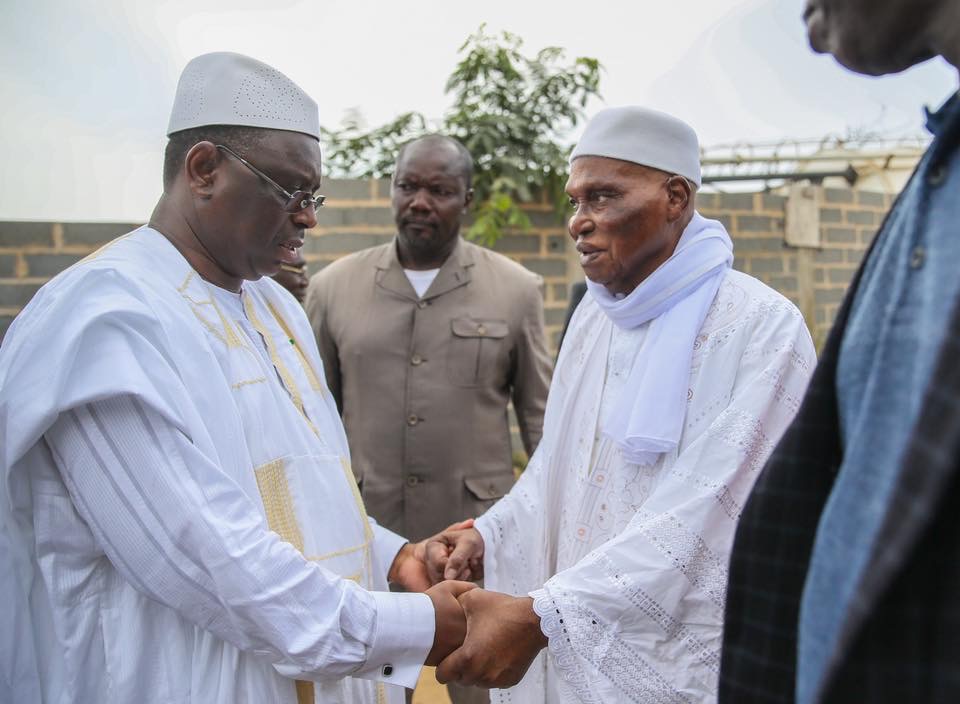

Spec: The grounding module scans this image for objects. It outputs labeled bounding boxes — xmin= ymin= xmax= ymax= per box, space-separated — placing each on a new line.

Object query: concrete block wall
xmin=303 ymin=179 xmax=574 ymax=349
xmin=809 ymin=188 xmax=893 ymax=342
xmin=694 ymin=187 xmax=893 ymax=348
xmin=0 ymin=183 xmax=895 ymax=349
xmin=0 ymin=221 xmax=139 ymax=340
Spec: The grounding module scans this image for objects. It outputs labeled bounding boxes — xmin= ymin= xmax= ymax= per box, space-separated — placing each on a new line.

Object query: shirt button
xmin=407 ymin=414 xmax=419 ymax=426
xmin=406 ymin=475 xmax=420 ymax=487
xmin=928 ymin=164 xmax=947 ymax=186
xmin=910 ymin=246 xmax=926 ymax=269
xmin=477 ymin=324 xmax=486 ymax=335
xmin=417 ymin=300 xmax=428 ymax=309
xmin=411 ymin=354 xmax=423 ymax=366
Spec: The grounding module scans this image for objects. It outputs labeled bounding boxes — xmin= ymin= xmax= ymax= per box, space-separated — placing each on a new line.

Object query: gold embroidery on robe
xmin=266 ymin=300 xmax=324 ymax=394
xmin=231 ymin=377 xmax=266 ymax=390
xmin=78 ymin=232 xmax=134 ymax=265
xmin=179 ymin=272 xmax=244 ymax=348
xmin=254 ymin=459 xmax=305 ymax=553
xmin=243 ymin=297 xmax=312 ymax=422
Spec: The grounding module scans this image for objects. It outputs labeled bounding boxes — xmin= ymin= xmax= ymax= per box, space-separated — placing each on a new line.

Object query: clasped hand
xmin=415 ymin=520 xmax=546 ymax=688
xmin=418 ymin=522 xmax=486 ymax=583
xmin=435 ymin=588 xmax=547 ymax=689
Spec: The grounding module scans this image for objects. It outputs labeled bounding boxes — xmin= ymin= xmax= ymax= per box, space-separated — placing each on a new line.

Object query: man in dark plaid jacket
xmin=720 ymin=1 xmax=960 ymax=703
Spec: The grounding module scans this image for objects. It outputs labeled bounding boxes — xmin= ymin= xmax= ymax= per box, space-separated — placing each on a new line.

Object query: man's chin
xmin=807 ymin=20 xmax=931 ymax=76
xmin=831 ymin=45 xmax=930 ymax=77
xmin=581 ymin=263 xmax=611 ymax=285
xmin=583 ymin=271 xmax=617 ymax=293
xmin=399 ymin=231 xmax=443 ymax=254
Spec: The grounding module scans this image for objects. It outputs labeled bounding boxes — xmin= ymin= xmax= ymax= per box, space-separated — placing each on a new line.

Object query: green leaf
xmin=320 ymin=25 xmax=602 ymax=245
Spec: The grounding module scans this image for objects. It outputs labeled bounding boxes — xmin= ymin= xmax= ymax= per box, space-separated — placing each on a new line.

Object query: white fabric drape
xmin=476 ymin=269 xmax=816 ymax=702
xmin=585 ymin=212 xmax=733 ymax=464
xmin=0 ymin=227 xmax=433 ymax=703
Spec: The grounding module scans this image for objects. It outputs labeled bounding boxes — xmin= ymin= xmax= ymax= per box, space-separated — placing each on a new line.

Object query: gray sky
xmin=1 ymin=0 xmax=955 ymax=222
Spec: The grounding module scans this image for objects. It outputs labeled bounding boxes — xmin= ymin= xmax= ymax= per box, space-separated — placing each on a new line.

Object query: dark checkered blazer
xmin=719 ymin=182 xmax=960 ymax=702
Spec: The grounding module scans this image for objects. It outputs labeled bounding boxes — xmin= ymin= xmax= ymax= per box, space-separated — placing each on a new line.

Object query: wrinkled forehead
xmin=567 ymin=155 xmax=663 ymax=189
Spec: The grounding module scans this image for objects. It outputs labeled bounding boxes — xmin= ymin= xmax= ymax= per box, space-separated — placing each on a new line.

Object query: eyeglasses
xmin=215 ymin=144 xmax=326 ymax=213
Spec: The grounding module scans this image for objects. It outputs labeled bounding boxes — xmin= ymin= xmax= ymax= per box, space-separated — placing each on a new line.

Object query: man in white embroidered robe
xmin=0 ymin=52 xmax=473 ymax=704
xmin=424 ymin=106 xmax=817 ymax=702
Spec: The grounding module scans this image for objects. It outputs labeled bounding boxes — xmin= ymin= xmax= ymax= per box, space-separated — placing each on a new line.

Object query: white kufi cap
xmin=167 ymin=52 xmax=320 ymax=139
xmin=570 ymin=106 xmax=701 ymax=187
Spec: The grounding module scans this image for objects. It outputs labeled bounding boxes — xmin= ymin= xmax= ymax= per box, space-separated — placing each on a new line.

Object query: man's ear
xmin=183 ymin=141 xmax=220 ymax=198
xmin=463 ymin=187 xmax=475 ymax=212
xmin=665 ymin=175 xmax=692 ymax=221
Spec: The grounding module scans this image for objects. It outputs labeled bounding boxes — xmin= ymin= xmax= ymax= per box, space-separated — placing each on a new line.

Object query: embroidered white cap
xmin=570 ymin=106 xmax=701 ymax=188
xmin=167 ymin=52 xmax=320 ymax=139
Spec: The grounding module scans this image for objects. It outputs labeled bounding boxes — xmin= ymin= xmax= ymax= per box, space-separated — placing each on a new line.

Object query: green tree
xmin=321 ymin=26 xmax=602 ymax=245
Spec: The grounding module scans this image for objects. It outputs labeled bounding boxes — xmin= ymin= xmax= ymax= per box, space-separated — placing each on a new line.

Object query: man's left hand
xmin=389 ymin=518 xmax=476 ymax=592
xmin=435 ymin=589 xmax=548 ymax=689
xmin=387 ymin=542 xmax=432 ymax=592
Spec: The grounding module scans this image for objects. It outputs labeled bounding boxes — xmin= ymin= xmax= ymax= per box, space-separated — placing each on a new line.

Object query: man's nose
xmin=568 ymin=207 xmax=594 ymax=240
xmin=409 ymin=187 xmax=432 ymax=211
xmin=291 ymin=204 xmax=319 ymax=229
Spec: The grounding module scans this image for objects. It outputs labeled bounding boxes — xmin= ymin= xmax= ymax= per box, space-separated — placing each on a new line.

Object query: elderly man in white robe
xmin=423 ymin=106 xmax=817 ymax=702
xmin=0 ymin=52 xmax=475 ymax=704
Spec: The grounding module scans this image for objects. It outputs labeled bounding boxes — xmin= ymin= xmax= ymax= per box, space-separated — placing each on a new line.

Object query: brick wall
xmin=0 ymin=183 xmax=895 ymax=348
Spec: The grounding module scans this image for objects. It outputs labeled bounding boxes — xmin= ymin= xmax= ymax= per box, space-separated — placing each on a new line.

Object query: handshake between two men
xmin=388 ymin=519 xmax=548 ymax=690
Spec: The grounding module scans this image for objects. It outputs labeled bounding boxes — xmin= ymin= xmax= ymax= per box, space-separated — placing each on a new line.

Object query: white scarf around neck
xmin=585 ymin=211 xmax=733 ymax=464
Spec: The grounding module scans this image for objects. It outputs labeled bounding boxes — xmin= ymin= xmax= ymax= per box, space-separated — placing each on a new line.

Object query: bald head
xmin=396 ymin=135 xmax=474 ymax=191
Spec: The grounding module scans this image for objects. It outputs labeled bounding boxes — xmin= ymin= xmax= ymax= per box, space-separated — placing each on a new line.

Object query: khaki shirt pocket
xmin=463 ymin=473 xmax=515 ymax=515
xmin=447 ymin=317 xmax=509 ymax=387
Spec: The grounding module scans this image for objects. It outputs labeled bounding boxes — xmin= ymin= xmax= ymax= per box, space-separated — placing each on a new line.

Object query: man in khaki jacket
xmin=306 ymin=135 xmax=551 ymax=546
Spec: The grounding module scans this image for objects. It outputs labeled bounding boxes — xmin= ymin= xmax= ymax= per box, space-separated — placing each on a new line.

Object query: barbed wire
xmin=698 ymin=133 xmax=929 ymax=189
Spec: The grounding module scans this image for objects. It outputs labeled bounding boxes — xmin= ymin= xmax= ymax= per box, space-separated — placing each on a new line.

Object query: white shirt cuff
xmin=371 ymin=520 xmax=408 ymax=583
xmin=351 ymin=590 xmax=435 ymax=689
